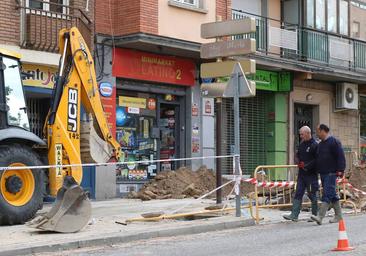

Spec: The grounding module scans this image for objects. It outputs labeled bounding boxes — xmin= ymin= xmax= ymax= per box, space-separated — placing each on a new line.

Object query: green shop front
xmin=220 ymin=69 xmax=292 ymax=179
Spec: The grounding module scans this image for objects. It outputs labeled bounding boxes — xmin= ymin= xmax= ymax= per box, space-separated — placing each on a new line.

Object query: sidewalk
xmin=0 ymin=198 xmax=258 ymax=256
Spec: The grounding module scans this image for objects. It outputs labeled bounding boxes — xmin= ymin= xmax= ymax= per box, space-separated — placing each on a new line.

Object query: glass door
xmin=158 ymin=102 xmax=180 ymax=171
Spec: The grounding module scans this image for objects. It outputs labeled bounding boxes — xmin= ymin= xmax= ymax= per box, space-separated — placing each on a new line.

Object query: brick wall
xmin=216 ymin=0 xmax=231 ymax=21
xmin=0 ymin=0 xmax=93 ymax=52
xmin=140 ymin=0 xmax=158 ymax=34
xmin=96 ymin=0 xmax=158 ymax=36
xmin=0 ymin=0 xmax=20 ymax=45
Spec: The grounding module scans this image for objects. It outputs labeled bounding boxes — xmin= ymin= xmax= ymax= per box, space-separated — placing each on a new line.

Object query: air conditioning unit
xmin=335 ymin=83 xmax=358 ymax=110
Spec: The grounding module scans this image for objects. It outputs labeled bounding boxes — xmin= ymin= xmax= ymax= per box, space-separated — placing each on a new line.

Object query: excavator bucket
xmin=27 ymin=176 xmax=91 ymax=233
xmin=80 ymin=114 xmax=113 ymax=164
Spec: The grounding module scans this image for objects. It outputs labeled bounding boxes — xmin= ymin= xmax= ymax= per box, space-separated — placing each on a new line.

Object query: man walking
xmin=284 ymin=126 xmax=318 ymax=221
xmin=311 ymin=124 xmax=346 ymax=225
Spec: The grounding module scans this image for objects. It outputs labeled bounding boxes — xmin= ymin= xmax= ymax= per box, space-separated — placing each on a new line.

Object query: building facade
xmin=231 ymin=0 xmax=366 ymax=178
xmin=95 ymin=0 xmax=232 ymax=197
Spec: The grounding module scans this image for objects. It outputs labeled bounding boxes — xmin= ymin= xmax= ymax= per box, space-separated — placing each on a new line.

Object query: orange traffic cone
xmin=332 ymin=219 xmax=354 ymax=251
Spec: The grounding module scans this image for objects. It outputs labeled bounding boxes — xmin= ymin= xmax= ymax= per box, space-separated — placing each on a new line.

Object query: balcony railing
xmin=18 ymin=0 xmax=92 ymax=53
xmin=232 ymin=9 xmax=366 ymax=72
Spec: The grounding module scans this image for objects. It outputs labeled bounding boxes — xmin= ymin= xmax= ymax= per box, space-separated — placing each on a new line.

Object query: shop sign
xmin=100 ymin=82 xmax=116 ymax=136
xmin=192 ymin=104 xmax=199 ymax=116
xmin=147 ymin=98 xmax=156 ymax=110
xmin=247 ymin=70 xmax=292 ymax=92
xmin=112 ymin=49 xmax=195 ymax=86
xmin=99 ymin=82 xmax=113 ymax=97
xmin=119 ymin=96 xmax=146 ymax=108
xmin=203 ymin=98 xmax=214 ymax=116
xmin=22 ymin=64 xmax=57 ymax=89
xmin=127 ymin=107 xmax=140 ymax=114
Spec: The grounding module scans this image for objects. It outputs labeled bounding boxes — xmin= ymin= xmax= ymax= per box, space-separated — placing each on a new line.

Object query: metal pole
xmin=233 ymin=72 xmax=241 ymax=217
xmin=216 ymin=98 xmax=222 ymax=204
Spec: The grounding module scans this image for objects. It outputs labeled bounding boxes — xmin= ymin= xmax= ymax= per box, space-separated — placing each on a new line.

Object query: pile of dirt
xmin=127 ymin=166 xmax=255 ymax=201
xmin=344 ymin=166 xmax=366 ymax=210
xmin=347 ymin=166 xmax=366 ymax=192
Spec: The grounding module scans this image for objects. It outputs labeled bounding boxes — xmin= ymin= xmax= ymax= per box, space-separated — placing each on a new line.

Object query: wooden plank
xmin=200 ymin=60 xmax=256 ymax=78
xmin=201 ymin=18 xmax=256 ymax=39
xmin=200 ymin=39 xmax=256 ymax=59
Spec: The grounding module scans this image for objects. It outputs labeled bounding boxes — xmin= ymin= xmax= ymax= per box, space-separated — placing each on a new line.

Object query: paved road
xmin=32 ymin=214 xmax=366 ymax=256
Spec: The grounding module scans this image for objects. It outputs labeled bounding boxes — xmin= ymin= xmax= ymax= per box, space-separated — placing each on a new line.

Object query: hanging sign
xmin=203 ymin=98 xmax=214 ymax=116
xmin=192 ymin=104 xmax=199 ymax=116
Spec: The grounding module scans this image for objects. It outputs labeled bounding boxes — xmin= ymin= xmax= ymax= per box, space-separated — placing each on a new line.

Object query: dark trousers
xmin=320 ymin=173 xmax=339 ymax=203
xmin=294 ymin=172 xmax=319 ymax=201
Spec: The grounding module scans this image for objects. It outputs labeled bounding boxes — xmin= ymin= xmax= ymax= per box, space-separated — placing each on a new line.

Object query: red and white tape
xmin=243 ymin=177 xmax=366 ymax=194
xmin=242 ymin=178 xmax=295 ymax=188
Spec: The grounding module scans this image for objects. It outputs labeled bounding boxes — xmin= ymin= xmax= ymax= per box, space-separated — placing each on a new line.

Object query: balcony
xmin=232 ymin=9 xmax=366 ymax=73
xmin=18 ymin=0 xmax=92 ymax=53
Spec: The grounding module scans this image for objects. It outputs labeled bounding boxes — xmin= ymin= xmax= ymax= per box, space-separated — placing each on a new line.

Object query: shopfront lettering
xmin=22 ymin=64 xmax=57 ymax=89
xmin=141 ymin=56 xmax=175 ymax=66
xmin=141 ymin=64 xmax=180 ymax=80
xmin=112 ymin=49 xmax=195 ymax=86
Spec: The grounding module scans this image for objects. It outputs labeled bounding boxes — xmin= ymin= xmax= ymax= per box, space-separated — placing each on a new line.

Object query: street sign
xmin=200 ymin=39 xmax=256 ymax=59
xmin=201 ymin=18 xmax=256 ymax=39
xmin=200 ymin=59 xmax=256 ymax=78
xmin=201 ymin=63 xmax=256 ymax=98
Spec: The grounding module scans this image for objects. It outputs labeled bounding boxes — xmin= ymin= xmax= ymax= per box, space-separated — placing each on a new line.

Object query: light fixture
xmin=306 ymin=93 xmax=313 ymax=101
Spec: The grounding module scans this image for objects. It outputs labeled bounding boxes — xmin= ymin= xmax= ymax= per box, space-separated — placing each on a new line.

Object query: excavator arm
xmin=46 ymin=27 xmax=122 ymax=196
xmin=27 ymin=27 xmax=121 ymax=233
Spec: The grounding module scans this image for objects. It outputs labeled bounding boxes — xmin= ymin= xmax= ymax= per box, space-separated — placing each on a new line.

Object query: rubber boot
xmin=310 ymin=202 xmax=329 ymax=225
xmin=283 ymin=199 xmax=302 ymax=221
xmin=307 ymin=200 xmax=318 ymax=222
xmin=329 ymin=200 xmax=343 ymax=223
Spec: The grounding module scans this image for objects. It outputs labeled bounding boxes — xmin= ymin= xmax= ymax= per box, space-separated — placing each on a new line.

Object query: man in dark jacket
xmin=284 ymin=126 xmax=318 ymax=221
xmin=311 ymin=124 xmax=346 ymax=225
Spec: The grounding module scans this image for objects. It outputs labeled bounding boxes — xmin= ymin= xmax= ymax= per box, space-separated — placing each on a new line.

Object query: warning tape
xmin=0 ymin=154 xmax=238 ymax=171
xmin=242 ymin=177 xmax=366 ymax=194
xmin=241 ymin=178 xmax=295 ymax=188
xmin=337 ymin=179 xmax=366 ymax=196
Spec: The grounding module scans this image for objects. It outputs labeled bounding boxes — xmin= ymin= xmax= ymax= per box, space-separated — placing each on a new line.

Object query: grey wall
xmin=94 ymin=38 xmax=117 ymax=200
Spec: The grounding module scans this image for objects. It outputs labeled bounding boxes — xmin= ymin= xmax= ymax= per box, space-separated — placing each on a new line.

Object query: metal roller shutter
xmin=219 ymin=91 xmax=267 ymax=175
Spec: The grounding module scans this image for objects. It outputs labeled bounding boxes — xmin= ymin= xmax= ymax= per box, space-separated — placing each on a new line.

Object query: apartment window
xmin=306 ymin=0 xmax=315 ymax=28
xmin=305 ymin=0 xmax=349 ymax=35
xmin=339 ymin=0 xmax=349 ymax=35
xmin=173 ymin=0 xmax=199 ymax=7
xmin=352 ymin=21 xmax=360 ymax=38
xmin=316 ymin=0 xmax=326 ymax=30
xmin=27 ymin=0 xmax=69 ymax=15
xmin=327 ymin=0 xmax=337 ymax=32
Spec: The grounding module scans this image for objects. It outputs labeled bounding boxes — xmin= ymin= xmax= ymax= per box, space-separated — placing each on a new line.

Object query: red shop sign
xmin=112 ymin=48 xmax=196 ymax=86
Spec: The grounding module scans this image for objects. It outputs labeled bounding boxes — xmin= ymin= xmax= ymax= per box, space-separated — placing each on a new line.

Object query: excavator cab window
xmin=2 ymin=57 xmax=30 ymax=130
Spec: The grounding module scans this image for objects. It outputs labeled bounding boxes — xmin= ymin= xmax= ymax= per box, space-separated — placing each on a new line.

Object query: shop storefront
xmin=111 ymin=48 xmax=196 ymax=193
xmin=220 ymin=69 xmax=292 ymax=178
xmin=22 ymin=63 xmax=56 ymax=137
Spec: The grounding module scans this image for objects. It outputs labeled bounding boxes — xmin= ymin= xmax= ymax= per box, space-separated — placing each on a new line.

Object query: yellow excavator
xmin=0 ymin=27 xmax=122 ymax=232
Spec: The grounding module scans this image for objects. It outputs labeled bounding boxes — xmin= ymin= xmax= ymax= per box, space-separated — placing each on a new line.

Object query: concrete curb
xmin=0 ymin=218 xmax=255 ymax=256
